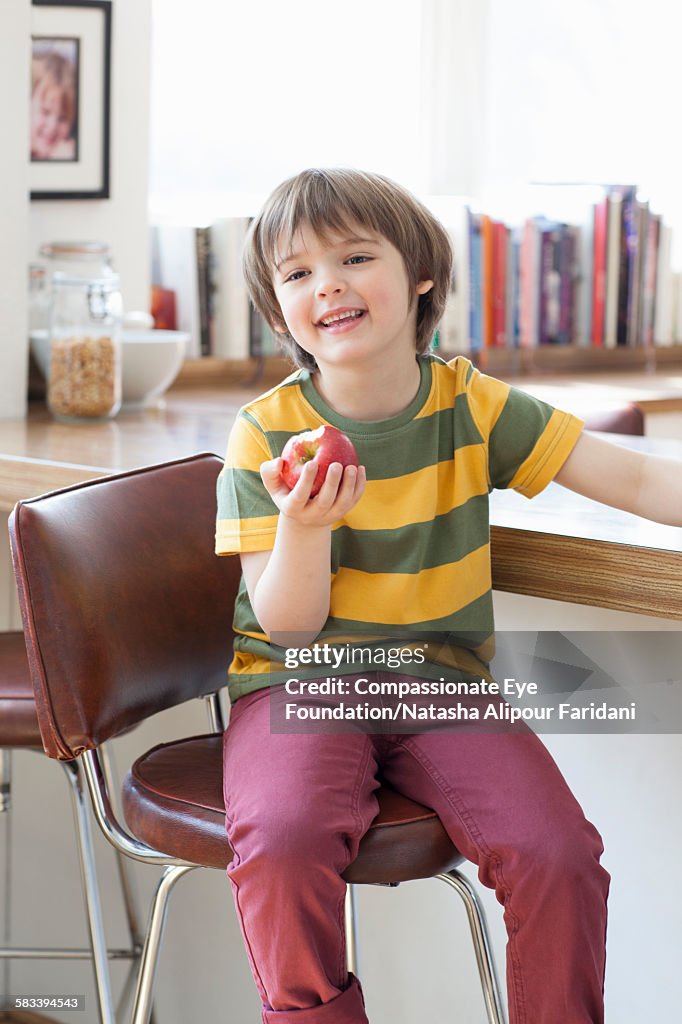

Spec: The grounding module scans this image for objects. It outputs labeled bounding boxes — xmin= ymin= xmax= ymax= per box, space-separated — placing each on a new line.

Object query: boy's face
xmin=272 ymin=221 xmax=433 ymax=373
xmin=31 ymin=80 xmax=72 ymax=159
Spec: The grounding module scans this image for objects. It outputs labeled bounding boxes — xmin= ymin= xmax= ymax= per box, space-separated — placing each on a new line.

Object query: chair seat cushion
xmin=121 ymin=735 xmax=464 ymax=883
xmin=0 ymin=632 xmax=43 ymax=748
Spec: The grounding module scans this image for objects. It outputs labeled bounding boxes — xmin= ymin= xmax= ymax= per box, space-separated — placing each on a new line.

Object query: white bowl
xmin=30 ymin=328 xmax=189 ymax=409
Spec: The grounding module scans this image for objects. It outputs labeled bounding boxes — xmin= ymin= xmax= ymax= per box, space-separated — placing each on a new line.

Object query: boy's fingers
xmin=260 ymin=458 xmax=287 ymax=496
xmin=353 ymin=464 xmax=366 ymax=500
xmin=289 ymin=459 xmax=318 ymax=503
xmin=315 ymin=462 xmax=344 ymax=507
xmin=260 ymin=457 xmax=282 ymax=482
xmin=337 ymin=463 xmax=357 ymax=500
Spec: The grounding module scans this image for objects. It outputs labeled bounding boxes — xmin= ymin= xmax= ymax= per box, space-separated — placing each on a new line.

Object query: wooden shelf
xmin=451 ymin=343 xmax=682 ymax=378
xmin=170 ymin=345 xmax=682 ymax=390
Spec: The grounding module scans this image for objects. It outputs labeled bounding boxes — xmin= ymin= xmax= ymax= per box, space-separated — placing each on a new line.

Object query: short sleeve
xmin=464 ymin=362 xmax=584 ymax=498
xmin=215 ymin=410 xmax=279 ymax=555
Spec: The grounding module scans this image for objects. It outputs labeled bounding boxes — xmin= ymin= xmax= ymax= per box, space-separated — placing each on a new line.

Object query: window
xmin=484 ymin=0 xmax=682 ymax=259
xmin=149 ymin=0 xmax=423 ymax=218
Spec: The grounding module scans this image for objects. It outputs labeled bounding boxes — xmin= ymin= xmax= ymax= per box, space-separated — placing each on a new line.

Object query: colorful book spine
xmin=507 ymin=227 xmax=522 ymax=348
xmin=616 ymin=186 xmax=638 ymax=346
xmin=493 ymin=220 xmax=508 ymax=346
xmin=640 ymin=213 xmax=660 ymax=348
xmin=591 ymin=199 xmax=608 ymax=347
xmin=557 ymin=226 xmax=575 ymax=345
xmin=468 ymin=211 xmax=483 ymax=352
xmin=519 ymin=218 xmax=540 ymax=348
xmin=603 ymin=192 xmax=623 ymax=348
xmin=481 ymin=215 xmax=495 ymax=348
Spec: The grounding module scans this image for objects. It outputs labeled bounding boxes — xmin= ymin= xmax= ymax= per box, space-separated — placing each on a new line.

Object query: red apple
xmin=281 ymin=425 xmax=359 ymax=497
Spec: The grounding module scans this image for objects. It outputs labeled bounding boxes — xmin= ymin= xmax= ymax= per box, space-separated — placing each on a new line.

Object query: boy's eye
xmin=346 ymin=255 xmax=371 ymax=265
xmin=284 ymin=270 xmax=308 ymax=283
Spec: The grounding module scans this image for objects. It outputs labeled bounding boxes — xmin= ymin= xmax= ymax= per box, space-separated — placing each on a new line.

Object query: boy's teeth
xmin=321 ymin=310 xmax=363 ymax=326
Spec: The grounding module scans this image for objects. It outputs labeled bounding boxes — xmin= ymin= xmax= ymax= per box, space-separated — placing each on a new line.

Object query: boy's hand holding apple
xmin=260 ymin=425 xmax=365 ymax=527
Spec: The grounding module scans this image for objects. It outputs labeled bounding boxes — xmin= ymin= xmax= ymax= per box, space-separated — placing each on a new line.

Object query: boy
xmin=216 ymin=167 xmax=682 ymax=1024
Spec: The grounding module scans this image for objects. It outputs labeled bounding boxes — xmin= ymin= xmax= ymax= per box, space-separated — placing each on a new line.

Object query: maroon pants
xmin=223 ymin=678 xmax=609 ymax=1023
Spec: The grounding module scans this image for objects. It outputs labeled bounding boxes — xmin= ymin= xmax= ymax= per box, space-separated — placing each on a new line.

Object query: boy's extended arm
xmin=554 ymin=430 xmax=682 ymax=526
xmin=241 ymin=457 xmax=366 ymax=645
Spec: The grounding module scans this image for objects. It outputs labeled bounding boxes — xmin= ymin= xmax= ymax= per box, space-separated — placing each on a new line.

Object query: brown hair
xmin=242 ymin=167 xmax=453 ymax=371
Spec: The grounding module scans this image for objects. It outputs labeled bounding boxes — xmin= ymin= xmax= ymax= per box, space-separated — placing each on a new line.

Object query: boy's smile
xmin=272 ymin=222 xmax=433 ymax=376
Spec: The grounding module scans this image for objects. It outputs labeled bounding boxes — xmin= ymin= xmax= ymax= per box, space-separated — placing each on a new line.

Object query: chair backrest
xmin=9 ymin=453 xmax=241 ymax=761
xmin=583 ymin=402 xmax=644 ymax=436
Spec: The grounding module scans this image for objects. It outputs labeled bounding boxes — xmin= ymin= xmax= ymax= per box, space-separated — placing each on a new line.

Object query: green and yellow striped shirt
xmin=216 ymin=354 xmax=583 ymax=703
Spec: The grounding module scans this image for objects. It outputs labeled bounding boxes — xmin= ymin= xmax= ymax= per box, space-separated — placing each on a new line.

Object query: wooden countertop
xmin=498 ymin=368 xmax=682 ymax=416
xmin=2 ymin=384 xmax=682 ymax=620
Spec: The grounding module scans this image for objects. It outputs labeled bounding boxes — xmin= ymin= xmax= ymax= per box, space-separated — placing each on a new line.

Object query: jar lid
xmin=52 ymin=270 xmax=121 ymax=289
xmin=39 ymin=241 xmax=111 ymax=260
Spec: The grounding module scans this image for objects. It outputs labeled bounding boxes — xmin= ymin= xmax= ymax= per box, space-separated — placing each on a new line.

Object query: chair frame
xmin=76 ymin=690 xmax=506 ymax=1024
xmin=0 ymin=741 xmax=152 ymax=1024
xmin=8 ymin=453 xmax=506 ymax=1024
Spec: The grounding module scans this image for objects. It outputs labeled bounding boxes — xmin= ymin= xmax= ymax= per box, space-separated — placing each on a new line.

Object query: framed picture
xmin=30 ymin=0 xmax=112 ymax=200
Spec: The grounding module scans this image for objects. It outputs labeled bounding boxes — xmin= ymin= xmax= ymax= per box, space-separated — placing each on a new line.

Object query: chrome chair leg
xmin=1 ymin=749 xmax=12 ymax=1003
xmin=344 ymin=883 xmax=360 ymax=977
xmin=436 ymin=870 xmax=507 ymax=1024
xmin=131 ymin=864 xmax=198 ymax=1024
xmin=99 ymin=743 xmax=158 ymax=1023
xmin=62 ymin=759 xmax=117 ymax=1024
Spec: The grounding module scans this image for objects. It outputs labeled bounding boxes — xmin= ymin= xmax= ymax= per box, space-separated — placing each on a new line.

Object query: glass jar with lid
xmin=47 ymin=271 xmax=123 ymax=422
xmin=39 ymin=240 xmax=114 ymax=281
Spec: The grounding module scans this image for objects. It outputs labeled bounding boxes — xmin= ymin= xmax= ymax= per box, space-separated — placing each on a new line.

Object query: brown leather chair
xmin=9 ymin=453 xmax=505 ymax=1024
xmin=583 ymin=402 xmax=645 ymax=436
xmin=0 ymin=632 xmax=148 ymax=1024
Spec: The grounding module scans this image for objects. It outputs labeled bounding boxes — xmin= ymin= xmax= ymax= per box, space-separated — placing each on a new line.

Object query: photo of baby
xmin=30 ymin=38 xmax=79 ymax=162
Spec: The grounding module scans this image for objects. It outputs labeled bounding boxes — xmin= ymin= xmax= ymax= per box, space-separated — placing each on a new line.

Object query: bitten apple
xmin=281 ymin=425 xmax=359 ymax=497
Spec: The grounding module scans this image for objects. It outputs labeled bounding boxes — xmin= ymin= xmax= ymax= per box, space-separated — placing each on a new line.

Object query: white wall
xmin=0 ymin=1 xmax=31 ymax=419
xmin=0 ymin=0 xmax=152 ymax=422
xmin=28 ymin=0 xmax=152 ymax=313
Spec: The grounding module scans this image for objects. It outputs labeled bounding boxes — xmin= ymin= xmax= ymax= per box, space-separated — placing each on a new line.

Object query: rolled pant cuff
xmin=261 ymin=973 xmax=368 ymax=1024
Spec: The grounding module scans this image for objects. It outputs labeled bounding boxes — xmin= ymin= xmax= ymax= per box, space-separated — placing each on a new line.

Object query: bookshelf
xmin=152 ymin=184 xmax=682 ymax=379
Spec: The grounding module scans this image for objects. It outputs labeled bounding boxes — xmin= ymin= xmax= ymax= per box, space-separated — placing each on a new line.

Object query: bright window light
xmin=149 ymin=0 xmax=423 ymax=219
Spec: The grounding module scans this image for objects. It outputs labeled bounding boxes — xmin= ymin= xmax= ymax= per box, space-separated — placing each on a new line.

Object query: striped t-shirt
xmin=215 ymin=354 xmax=584 ymax=703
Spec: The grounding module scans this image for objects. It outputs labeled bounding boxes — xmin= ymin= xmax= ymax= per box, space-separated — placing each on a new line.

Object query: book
xmin=639 ymin=213 xmax=660 ymax=348
xmin=573 ymin=212 xmax=593 ymax=347
xmin=591 ymin=199 xmax=608 ymax=346
xmin=150 ymin=223 xmax=201 ymax=357
xmin=519 ymin=217 xmax=541 ymax=348
xmin=506 ymin=226 xmax=522 ymax=348
xmin=537 ymin=218 xmax=560 ymax=344
xmin=438 ymin=203 xmax=472 ymax=354
xmin=616 ymin=186 xmax=638 ymax=346
xmin=625 ymin=200 xmax=648 ymax=346
xmin=195 ymin=226 xmax=213 ymax=356
xmin=603 ymin=192 xmax=623 ymax=348
xmin=492 ymin=220 xmax=508 ymax=346
xmin=653 ymin=222 xmax=674 ymax=346
xmin=209 ymin=217 xmax=252 ymax=359
xmin=468 ymin=211 xmax=483 ymax=352
xmin=480 ymin=215 xmax=495 ymax=347
xmin=557 ymin=226 xmax=576 ymax=345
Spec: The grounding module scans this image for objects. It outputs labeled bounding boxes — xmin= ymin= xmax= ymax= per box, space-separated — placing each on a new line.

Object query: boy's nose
xmin=315 ymin=276 xmax=346 ymax=298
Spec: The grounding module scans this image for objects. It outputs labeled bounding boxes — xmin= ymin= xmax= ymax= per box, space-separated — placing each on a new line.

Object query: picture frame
xmin=30 ymin=0 xmax=112 ymax=200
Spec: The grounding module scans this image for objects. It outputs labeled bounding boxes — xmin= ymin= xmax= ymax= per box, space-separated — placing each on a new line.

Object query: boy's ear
xmin=416 ymin=279 xmax=434 ymax=295
xmin=270 ymin=312 xmax=288 ymax=334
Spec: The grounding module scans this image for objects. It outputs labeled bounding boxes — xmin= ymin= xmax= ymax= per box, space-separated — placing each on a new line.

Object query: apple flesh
xmin=281 ymin=425 xmax=359 ymax=497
